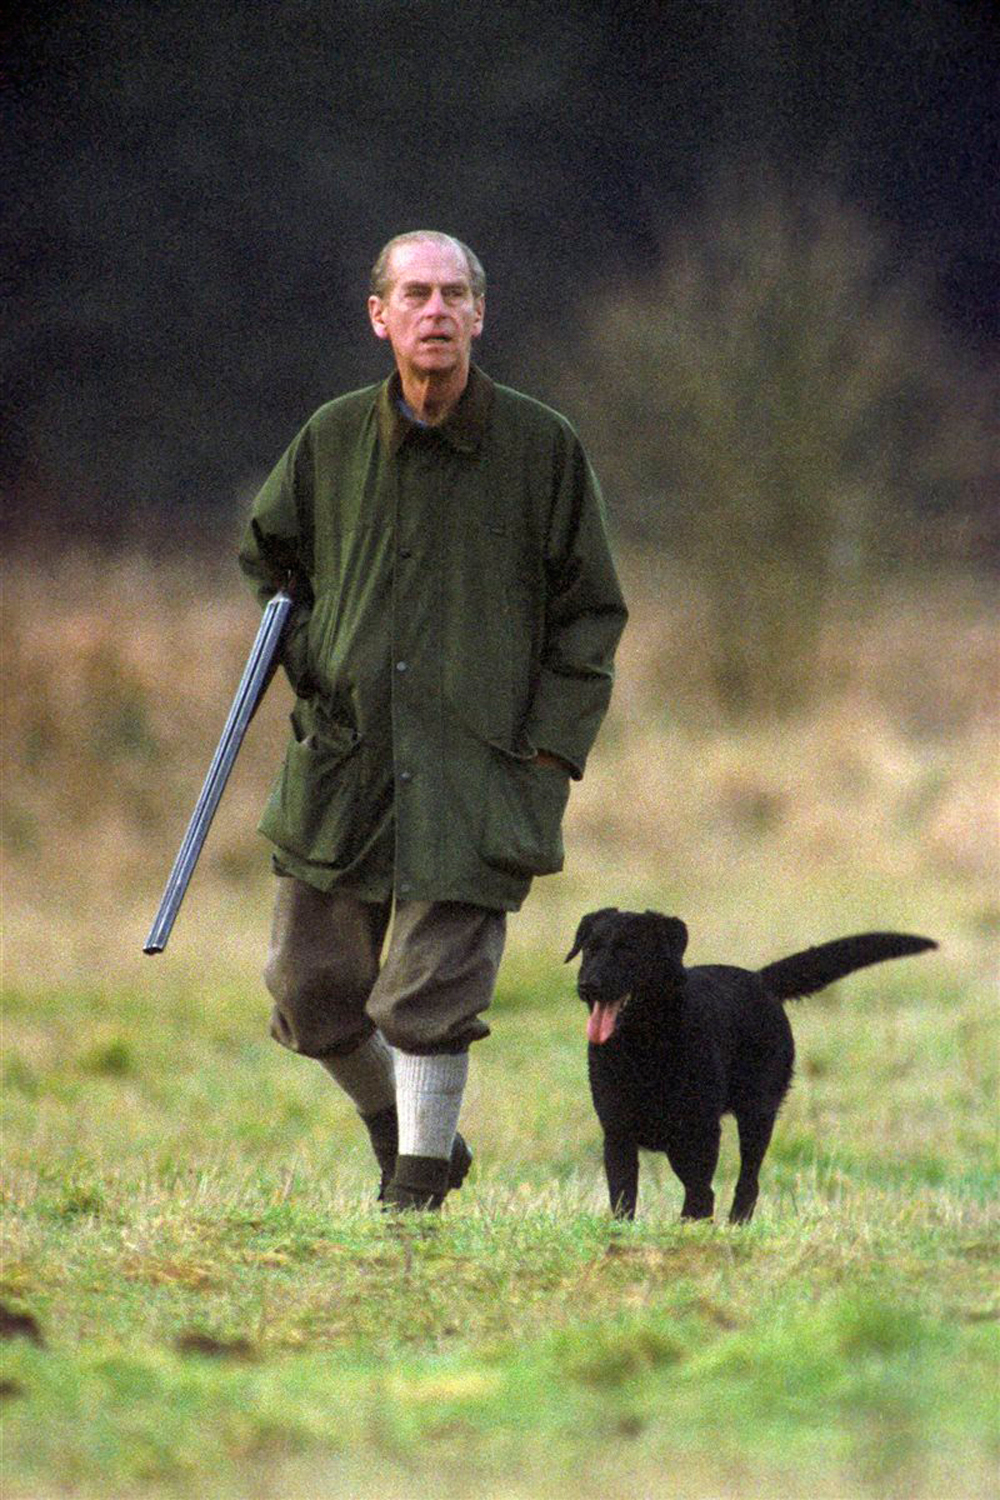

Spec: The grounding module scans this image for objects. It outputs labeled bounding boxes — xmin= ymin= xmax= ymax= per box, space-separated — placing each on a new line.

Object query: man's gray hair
xmin=370 ymin=231 xmax=486 ymax=300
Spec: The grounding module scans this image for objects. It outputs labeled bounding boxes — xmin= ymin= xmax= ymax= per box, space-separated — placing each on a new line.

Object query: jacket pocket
xmin=479 ymin=741 xmax=570 ymax=878
xmin=259 ymin=711 xmax=364 ymax=864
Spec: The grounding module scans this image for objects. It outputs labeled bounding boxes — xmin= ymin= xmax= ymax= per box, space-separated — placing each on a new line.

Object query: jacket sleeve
xmin=524 ymin=428 xmax=628 ymax=779
xmin=237 ymin=423 xmax=316 ymax=697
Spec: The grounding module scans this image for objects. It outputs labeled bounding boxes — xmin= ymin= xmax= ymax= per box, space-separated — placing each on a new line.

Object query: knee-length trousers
xmin=263 ymin=874 xmax=507 ymax=1058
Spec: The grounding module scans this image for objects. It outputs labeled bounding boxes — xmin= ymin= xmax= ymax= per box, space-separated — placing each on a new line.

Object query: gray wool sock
xmin=319 ymin=1031 xmax=396 ymax=1118
xmin=395 ymin=1050 xmax=469 ymax=1161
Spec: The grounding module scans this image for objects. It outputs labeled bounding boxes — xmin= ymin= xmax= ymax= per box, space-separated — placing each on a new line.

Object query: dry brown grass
xmin=3 ymin=548 xmax=997 ymax=983
xmin=2 ymin=551 xmax=997 ymax=1500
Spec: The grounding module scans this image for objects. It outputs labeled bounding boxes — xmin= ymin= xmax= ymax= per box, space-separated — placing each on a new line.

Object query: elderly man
xmin=239 ymin=231 xmax=626 ymax=1210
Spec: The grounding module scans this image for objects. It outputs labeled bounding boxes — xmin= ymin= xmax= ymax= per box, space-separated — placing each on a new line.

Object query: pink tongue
xmin=587 ymin=999 xmax=622 ymax=1045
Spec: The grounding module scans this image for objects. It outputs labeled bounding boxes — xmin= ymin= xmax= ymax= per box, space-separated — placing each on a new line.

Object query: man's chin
xmin=411 ymin=348 xmax=464 ymax=376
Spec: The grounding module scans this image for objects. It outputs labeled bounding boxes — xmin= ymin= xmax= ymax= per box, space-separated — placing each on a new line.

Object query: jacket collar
xmin=377 ymin=363 xmax=494 ymax=457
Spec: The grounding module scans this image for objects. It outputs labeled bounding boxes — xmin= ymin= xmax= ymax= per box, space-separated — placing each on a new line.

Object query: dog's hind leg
xmin=730 ymin=1110 xmax=777 ymax=1224
xmin=603 ymin=1133 xmax=639 ymax=1219
xmin=667 ymin=1123 xmax=720 ymax=1220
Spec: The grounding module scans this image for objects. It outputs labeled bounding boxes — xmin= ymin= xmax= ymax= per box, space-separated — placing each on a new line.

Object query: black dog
xmin=566 ymin=909 xmax=936 ymax=1223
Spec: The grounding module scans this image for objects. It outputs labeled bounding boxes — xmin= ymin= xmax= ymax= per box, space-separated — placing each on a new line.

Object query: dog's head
xmin=565 ymin=907 xmax=689 ymax=1045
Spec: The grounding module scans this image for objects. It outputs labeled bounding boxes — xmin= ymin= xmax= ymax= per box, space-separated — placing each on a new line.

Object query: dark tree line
xmin=4 ymin=0 xmax=997 ymax=549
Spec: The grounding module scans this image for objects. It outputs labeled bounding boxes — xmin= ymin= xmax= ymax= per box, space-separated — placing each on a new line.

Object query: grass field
xmin=2 ymin=553 xmax=998 ymax=1497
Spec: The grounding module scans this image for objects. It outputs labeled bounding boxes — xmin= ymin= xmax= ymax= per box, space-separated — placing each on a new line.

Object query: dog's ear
xmin=642 ymin=912 xmax=689 ymax=968
xmin=565 ymin=907 xmax=618 ymax=962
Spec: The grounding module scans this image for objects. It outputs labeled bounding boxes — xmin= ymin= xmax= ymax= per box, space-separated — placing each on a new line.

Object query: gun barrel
xmin=143 ymin=590 xmax=293 ymax=955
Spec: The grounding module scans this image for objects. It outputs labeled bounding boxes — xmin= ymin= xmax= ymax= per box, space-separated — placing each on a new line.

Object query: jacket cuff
xmin=533 ymin=746 xmax=582 ymax=779
xmin=279 ymin=603 xmax=315 ymax=697
xmin=526 ymin=676 xmax=614 ymax=781
xmin=523 ymin=727 xmax=585 ymax=780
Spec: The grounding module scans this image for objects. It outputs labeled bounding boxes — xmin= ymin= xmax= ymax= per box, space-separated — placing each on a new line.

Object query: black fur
xmin=565 ymin=908 xmax=936 ymax=1222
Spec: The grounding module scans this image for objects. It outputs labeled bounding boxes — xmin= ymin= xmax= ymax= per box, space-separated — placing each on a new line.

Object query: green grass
xmin=4 ymin=548 xmax=997 ymax=1494
xmin=2 ymin=946 xmax=998 ymax=1499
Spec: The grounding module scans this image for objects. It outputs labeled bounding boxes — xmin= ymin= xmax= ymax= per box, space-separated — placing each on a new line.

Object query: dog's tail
xmin=759 ymin=932 xmax=937 ymax=1001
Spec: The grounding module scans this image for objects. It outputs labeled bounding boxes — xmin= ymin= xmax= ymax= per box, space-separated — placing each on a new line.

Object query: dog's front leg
xmin=667 ymin=1124 xmax=720 ymax=1221
xmin=603 ymin=1133 xmax=639 ymax=1219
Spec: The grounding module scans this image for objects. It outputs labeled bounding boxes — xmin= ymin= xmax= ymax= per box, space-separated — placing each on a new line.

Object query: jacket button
xmin=399 ymin=769 xmax=412 ymax=782
xmin=395 ymin=660 xmax=408 ymax=673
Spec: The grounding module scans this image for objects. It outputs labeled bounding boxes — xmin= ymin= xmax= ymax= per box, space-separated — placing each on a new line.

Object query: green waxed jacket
xmin=238 ymin=364 xmax=627 ymax=911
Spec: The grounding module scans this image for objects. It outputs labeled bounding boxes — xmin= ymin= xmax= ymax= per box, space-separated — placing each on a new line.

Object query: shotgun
xmin=143 ymin=590 xmax=293 ymax=954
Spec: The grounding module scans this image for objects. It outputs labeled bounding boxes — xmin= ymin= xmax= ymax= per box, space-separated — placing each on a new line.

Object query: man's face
xmin=368 ymin=239 xmax=484 ymax=382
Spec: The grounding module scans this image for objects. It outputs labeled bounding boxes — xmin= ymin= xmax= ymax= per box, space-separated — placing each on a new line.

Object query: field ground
xmin=2 ymin=554 xmax=998 ymax=1496
xmin=2 ymin=946 xmax=997 ymax=1500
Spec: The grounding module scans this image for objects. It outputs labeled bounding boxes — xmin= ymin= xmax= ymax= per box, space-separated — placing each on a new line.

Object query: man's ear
xmin=368 ymin=294 xmax=390 ymax=340
xmin=565 ymin=907 xmax=617 ymax=963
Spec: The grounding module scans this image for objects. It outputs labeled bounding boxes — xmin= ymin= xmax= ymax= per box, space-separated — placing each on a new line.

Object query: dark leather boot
xmin=361 ymin=1105 xmax=399 ymax=1201
xmin=361 ymin=1107 xmax=473 ymax=1201
xmin=382 ymin=1153 xmax=451 ymax=1212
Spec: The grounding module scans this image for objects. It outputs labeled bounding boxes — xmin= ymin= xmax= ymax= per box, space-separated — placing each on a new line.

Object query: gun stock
xmin=143 ymin=590 xmax=293 ymax=954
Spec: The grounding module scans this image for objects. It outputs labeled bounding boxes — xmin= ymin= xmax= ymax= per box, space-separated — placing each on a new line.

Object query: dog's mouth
xmin=586 ymin=993 xmax=631 ymax=1045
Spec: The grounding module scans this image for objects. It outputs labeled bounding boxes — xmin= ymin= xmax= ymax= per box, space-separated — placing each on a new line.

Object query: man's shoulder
xmin=302 ymin=382 xmax=382 ymax=434
xmin=491 ymin=380 xmax=580 ymax=443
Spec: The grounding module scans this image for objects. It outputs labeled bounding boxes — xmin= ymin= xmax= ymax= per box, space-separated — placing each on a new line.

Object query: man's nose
xmin=424 ymin=288 xmax=447 ymax=316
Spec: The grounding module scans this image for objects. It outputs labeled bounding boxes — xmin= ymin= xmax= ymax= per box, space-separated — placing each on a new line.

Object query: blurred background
xmin=3 ymin=0 xmax=998 ymax=987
